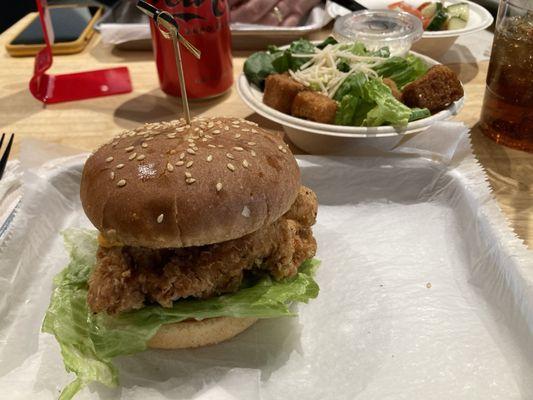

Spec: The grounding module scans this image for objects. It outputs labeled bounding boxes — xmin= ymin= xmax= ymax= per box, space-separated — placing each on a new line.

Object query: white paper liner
xmin=0 ymin=122 xmax=532 ymax=399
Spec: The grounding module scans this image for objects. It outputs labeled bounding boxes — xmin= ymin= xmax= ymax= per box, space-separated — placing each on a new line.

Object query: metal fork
xmin=0 ymin=133 xmax=14 ymax=181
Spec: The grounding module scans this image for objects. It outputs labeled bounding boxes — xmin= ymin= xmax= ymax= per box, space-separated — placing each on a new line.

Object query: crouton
xmin=383 ymin=78 xmax=401 ymax=101
xmin=263 ymin=73 xmax=305 ymax=114
xmin=401 ymin=65 xmax=464 ymax=113
xmin=291 ymin=91 xmax=338 ymax=124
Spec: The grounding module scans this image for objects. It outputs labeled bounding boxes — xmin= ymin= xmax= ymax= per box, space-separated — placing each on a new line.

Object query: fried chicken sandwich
xmin=43 ymin=116 xmax=319 ymax=398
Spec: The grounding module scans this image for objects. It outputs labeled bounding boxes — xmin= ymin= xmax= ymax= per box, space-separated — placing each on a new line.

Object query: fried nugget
xmin=291 ymin=91 xmax=338 ymax=124
xmin=383 ymin=78 xmax=401 ymax=101
xmin=263 ymin=73 xmax=305 ymax=114
xmin=401 ymin=65 xmax=464 ymax=113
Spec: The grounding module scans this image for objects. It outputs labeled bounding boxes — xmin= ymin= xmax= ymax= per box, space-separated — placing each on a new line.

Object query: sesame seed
xmin=233 ymin=147 xmax=244 ymax=151
xmin=125 ymin=146 xmax=134 ymax=152
xmin=167 ymin=133 xmax=176 ymax=138
xmin=128 ymin=152 xmax=137 ymax=160
xmin=137 ymin=154 xmax=146 ymax=161
xmin=213 ymin=129 xmax=221 ymax=134
xmin=242 ymin=128 xmax=250 ymax=132
xmin=193 ymin=146 xmax=199 ymax=151
xmin=176 ymin=161 xmax=184 ymax=166
xmin=224 ymin=126 xmax=230 ymax=131
xmin=167 ymin=162 xmax=174 ymax=172
xmin=116 ymin=163 xmax=125 ymax=169
xmin=247 ymin=142 xmax=256 ymax=146
xmin=187 ymin=138 xmax=194 ymax=143
xmin=251 ymin=150 xmax=257 ymax=157
xmin=188 ymin=143 xmax=195 ymax=148
xmin=234 ymin=133 xmax=241 ymax=138
xmin=110 ymin=171 xmax=115 ymax=180
xmin=251 ymin=128 xmax=258 ymax=133
xmin=216 ymin=182 xmax=223 ymax=192
xmin=186 ymin=178 xmax=196 ymax=184
xmin=106 ymin=156 xmax=114 ymax=163
xmin=206 ymin=155 xmax=213 ymax=162
xmin=187 ymin=148 xmax=196 ymax=155
xmin=227 ymin=163 xmax=235 ymax=172
xmin=282 ymin=148 xmax=287 ymax=153
xmin=157 ymin=214 xmax=164 ymax=223
xmin=117 ymin=179 xmax=126 ymax=187
xmin=226 ymin=153 xmax=234 ymax=160
xmin=201 ymin=138 xmax=208 ymax=142
xmin=207 ymin=122 xmax=214 ymax=128
xmin=185 ymin=172 xmax=192 ymax=178
xmin=208 ymin=144 xmax=216 ymax=148
xmin=278 ymin=145 xmax=284 ymax=151
xmin=146 ymin=137 xmax=154 ymax=141
xmin=186 ymin=161 xmax=193 ymax=168
xmin=169 ymin=149 xmax=176 ymax=154
xmin=180 ymin=152 xmax=186 ymax=160
xmin=217 ymin=144 xmax=224 ymax=148
xmin=141 ymin=142 xmax=148 ymax=148
xmin=242 ymin=159 xmax=250 ymax=168
xmin=194 ymin=128 xmax=200 ymax=132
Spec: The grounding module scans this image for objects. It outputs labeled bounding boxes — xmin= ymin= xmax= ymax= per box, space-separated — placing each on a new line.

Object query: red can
xmin=148 ymin=0 xmax=233 ymax=99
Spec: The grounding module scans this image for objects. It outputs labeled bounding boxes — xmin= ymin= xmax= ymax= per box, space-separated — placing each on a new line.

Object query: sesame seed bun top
xmin=80 ymin=116 xmax=300 ymax=248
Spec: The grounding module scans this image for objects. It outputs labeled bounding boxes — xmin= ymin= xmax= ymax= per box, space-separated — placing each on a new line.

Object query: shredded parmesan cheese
xmin=290 ymin=43 xmax=388 ymax=98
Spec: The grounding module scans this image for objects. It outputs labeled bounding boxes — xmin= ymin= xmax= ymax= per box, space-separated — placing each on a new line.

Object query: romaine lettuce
xmin=43 ymin=229 xmax=320 ymax=400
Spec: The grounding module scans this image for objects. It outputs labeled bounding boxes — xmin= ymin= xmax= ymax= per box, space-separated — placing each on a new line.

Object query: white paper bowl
xmin=327 ymin=0 xmax=494 ymax=59
xmin=236 ymin=52 xmax=464 ymax=154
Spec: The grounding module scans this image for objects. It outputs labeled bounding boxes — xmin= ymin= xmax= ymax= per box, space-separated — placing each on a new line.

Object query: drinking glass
xmin=479 ymin=0 xmax=533 ymax=152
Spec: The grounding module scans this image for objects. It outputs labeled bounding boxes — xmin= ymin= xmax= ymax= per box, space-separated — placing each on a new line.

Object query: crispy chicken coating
xmin=263 ymin=73 xmax=306 ymax=114
xmin=401 ymin=65 xmax=464 ymax=113
xmin=291 ymin=91 xmax=338 ymax=124
xmin=87 ymin=186 xmax=318 ymax=314
xmin=383 ymin=78 xmax=401 ymax=101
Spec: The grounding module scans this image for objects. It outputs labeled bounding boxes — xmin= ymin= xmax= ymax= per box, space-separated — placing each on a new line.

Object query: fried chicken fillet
xmin=88 ymin=186 xmax=318 ymax=315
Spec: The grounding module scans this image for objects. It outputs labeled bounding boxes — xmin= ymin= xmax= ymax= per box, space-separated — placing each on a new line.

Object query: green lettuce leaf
xmin=335 ymin=94 xmax=359 ymax=125
xmin=333 ymin=72 xmax=367 ymax=102
xmin=43 ymin=229 xmax=320 ymax=400
xmin=362 ymin=78 xmax=412 ymax=127
xmin=243 ymin=51 xmax=277 ymax=89
xmin=333 ymin=74 xmax=412 ymax=127
xmin=372 ymin=54 xmax=428 ymax=89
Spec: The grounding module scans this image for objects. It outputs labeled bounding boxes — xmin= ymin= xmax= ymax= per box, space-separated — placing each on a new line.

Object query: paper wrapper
xmin=0 ymin=122 xmax=532 ymax=399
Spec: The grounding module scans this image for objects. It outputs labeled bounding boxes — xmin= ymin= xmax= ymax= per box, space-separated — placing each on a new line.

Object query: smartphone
xmin=6 ymin=6 xmax=103 ymax=57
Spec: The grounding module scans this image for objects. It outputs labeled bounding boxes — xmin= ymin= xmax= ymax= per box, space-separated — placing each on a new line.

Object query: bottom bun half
xmin=147 ymin=316 xmax=259 ymax=349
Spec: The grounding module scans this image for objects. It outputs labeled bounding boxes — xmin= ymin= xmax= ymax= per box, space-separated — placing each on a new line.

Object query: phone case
xmin=5 ymin=7 xmax=103 ymax=57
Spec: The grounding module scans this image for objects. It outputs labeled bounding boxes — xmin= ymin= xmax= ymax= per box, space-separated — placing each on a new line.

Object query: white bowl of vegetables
xmin=237 ymin=38 xmax=464 ymax=154
xmin=328 ymin=0 xmax=494 ymax=59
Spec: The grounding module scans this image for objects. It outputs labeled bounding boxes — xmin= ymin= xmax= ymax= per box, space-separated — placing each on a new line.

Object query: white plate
xmin=236 ymin=51 xmax=464 ymax=152
xmin=327 ymin=0 xmax=494 ymax=59
xmin=327 ymin=0 xmax=494 ymax=37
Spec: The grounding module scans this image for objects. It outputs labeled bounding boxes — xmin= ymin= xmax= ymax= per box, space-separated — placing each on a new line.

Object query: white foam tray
xmin=0 ymin=124 xmax=532 ymax=399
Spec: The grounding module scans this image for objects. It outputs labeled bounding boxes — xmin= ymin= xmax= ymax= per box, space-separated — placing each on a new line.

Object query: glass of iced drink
xmin=479 ymin=0 xmax=533 ymax=152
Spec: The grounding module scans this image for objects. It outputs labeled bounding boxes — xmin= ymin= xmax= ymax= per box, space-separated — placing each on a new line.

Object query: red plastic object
xmin=29 ymin=0 xmax=132 ymax=104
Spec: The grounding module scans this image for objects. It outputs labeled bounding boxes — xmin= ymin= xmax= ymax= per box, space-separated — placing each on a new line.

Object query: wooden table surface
xmin=1 ymin=14 xmax=531 ymax=248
